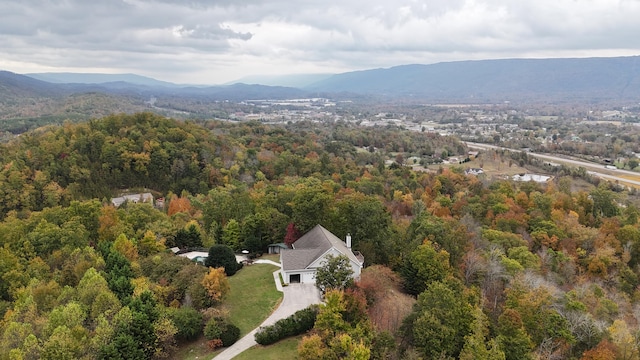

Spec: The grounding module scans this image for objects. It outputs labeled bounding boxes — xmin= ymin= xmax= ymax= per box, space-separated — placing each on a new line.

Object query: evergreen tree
xmin=205 ymin=244 xmax=241 ymax=276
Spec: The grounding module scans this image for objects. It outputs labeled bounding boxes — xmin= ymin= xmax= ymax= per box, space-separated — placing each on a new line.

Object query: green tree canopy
xmin=314 ymin=254 xmax=355 ymax=293
xmin=205 ymin=244 xmax=241 ymax=276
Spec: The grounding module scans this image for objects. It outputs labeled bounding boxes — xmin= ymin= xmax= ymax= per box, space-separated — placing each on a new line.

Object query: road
xmin=464 ymin=141 xmax=640 ymax=187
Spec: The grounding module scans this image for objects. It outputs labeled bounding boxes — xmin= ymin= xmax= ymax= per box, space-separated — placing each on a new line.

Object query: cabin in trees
xmin=280 ymin=225 xmax=364 ymax=285
xmin=111 ymin=192 xmax=154 ymax=207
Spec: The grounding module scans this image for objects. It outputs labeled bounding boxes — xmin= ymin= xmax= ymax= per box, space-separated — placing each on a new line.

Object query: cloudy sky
xmin=1 ymin=0 xmax=640 ymax=84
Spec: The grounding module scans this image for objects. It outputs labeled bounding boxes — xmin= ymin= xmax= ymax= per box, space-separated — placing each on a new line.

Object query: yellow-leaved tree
xmin=201 ymin=267 xmax=230 ymax=303
xmin=608 ymin=319 xmax=639 ymax=360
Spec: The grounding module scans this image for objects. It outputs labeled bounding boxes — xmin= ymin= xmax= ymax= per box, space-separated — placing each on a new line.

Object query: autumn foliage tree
xmin=167 ymin=195 xmax=192 ymax=217
xmin=284 ymin=222 xmax=301 ymax=248
xmin=580 ymin=340 xmax=618 ymax=360
xmin=201 ymin=267 xmax=230 ymax=304
xmin=357 ymin=265 xmax=414 ymax=333
xmin=298 ymin=289 xmax=373 ymax=360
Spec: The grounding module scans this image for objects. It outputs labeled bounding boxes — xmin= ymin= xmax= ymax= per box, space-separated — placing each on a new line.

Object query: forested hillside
xmin=1 ymin=113 xmax=639 ymax=359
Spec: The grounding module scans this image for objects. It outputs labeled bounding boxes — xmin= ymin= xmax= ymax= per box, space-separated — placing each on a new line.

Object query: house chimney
xmin=346 ymin=233 xmax=351 ymax=248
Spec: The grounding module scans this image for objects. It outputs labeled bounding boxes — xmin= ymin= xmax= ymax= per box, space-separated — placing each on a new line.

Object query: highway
xmin=464 ymin=142 xmax=640 ymax=187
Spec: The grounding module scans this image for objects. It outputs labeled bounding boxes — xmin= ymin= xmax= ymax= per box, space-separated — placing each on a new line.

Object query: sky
xmin=1 ymin=0 xmax=640 ymax=85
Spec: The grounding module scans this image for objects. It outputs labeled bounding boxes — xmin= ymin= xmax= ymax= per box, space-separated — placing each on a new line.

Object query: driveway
xmin=213 ymin=268 xmax=322 ymax=360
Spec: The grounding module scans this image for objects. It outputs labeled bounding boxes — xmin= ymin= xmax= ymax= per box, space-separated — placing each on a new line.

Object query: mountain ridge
xmin=13 ymin=55 xmax=640 ymax=103
xmin=305 ymin=56 xmax=640 ymax=102
xmin=3 ymin=55 xmax=640 ymax=132
xmin=26 ymin=72 xmax=181 ymax=88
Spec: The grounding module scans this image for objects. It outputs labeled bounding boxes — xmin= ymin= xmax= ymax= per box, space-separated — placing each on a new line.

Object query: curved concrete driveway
xmin=213 ymin=263 xmax=322 ymax=360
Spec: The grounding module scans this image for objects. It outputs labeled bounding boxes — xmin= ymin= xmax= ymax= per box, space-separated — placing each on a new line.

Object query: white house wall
xmin=306 ymin=248 xmax=363 ymax=280
xmin=302 ymin=272 xmax=316 ymax=283
xmin=283 ymin=270 xmax=316 ymax=284
xmin=351 ymin=260 xmax=362 ymax=279
xmin=307 ymin=248 xmax=342 ymax=269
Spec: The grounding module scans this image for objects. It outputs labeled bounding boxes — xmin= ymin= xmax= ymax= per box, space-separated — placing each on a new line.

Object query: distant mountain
xmin=173 ymin=83 xmax=308 ymax=100
xmin=4 ymin=55 xmax=640 ymax=134
xmin=0 ymin=70 xmax=67 ymax=97
xmin=0 ymin=70 xmax=313 ymax=133
xmin=306 ymin=56 xmax=640 ymax=103
xmin=227 ymin=73 xmax=334 ymax=88
xmin=0 ymin=71 xmax=155 ymax=133
xmin=26 ymin=72 xmax=180 ymax=88
xmin=16 ymin=71 xmax=310 ymax=100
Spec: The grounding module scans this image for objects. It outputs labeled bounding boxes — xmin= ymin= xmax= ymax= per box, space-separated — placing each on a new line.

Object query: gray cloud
xmin=1 ymin=0 xmax=640 ymax=83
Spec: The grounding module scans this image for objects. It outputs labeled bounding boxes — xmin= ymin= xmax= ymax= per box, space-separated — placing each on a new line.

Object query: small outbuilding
xmin=267 ymin=243 xmax=288 ymax=254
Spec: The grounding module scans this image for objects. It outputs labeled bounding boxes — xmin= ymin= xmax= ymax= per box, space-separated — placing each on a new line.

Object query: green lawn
xmin=233 ymin=336 xmax=302 ymax=360
xmin=225 ymin=263 xmax=282 ymax=336
xmin=260 ymin=253 xmax=281 ymax=263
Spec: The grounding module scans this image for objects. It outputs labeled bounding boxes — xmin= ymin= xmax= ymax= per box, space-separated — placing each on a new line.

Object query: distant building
xmin=465 ymin=168 xmax=484 ymax=176
xmin=512 ymin=174 xmax=551 ymax=183
xmin=111 ymin=193 xmax=154 ymax=207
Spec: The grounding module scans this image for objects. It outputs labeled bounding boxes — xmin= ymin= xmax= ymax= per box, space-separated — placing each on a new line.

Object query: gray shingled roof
xmin=281 ymin=224 xmax=363 ymax=271
xmin=281 ymin=248 xmax=323 ymax=271
xmin=111 ymin=193 xmax=153 ymax=207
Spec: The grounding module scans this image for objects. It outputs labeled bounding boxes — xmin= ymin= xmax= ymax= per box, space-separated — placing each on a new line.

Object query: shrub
xmin=204 ymin=317 xmax=240 ymax=347
xmin=165 ymin=307 xmax=203 ymax=341
xmin=207 ymin=339 xmax=223 ymax=350
xmin=254 ymin=305 xmax=318 ymax=345
xmin=187 ymin=282 xmax=214 ymax=310
xmin=220 ymin=323 xmax=240 ymax=347
xmin=204 ymin=317 xmax=223 ymax=340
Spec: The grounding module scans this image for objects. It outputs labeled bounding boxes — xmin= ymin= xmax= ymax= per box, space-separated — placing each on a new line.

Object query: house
xmin=111 ymin=193 xmax=154 ymax=207
xmin=280 ymin=225 xmax=364 ymax=285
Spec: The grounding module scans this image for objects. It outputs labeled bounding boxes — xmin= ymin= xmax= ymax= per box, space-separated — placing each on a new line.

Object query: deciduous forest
xmin=1 ymin=112 xmax=639 ymax=359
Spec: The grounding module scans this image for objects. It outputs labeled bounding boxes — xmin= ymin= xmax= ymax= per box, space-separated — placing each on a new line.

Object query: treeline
xmin=1 ymin=113 xmax=640 ymax=359
xmin=0 ymin=112 xmax=465 ymax=219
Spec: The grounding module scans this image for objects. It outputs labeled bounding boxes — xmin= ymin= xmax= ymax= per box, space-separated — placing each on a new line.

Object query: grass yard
xmin=233 ymin=336 xmax=302 ymax=360
xmin=173 ymin=337 xmax=222 ymax=360
xmin=225 ymin=263 xmax=282 ymax=336
xmin=260 ymin=253 xmax=281 ymax=263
